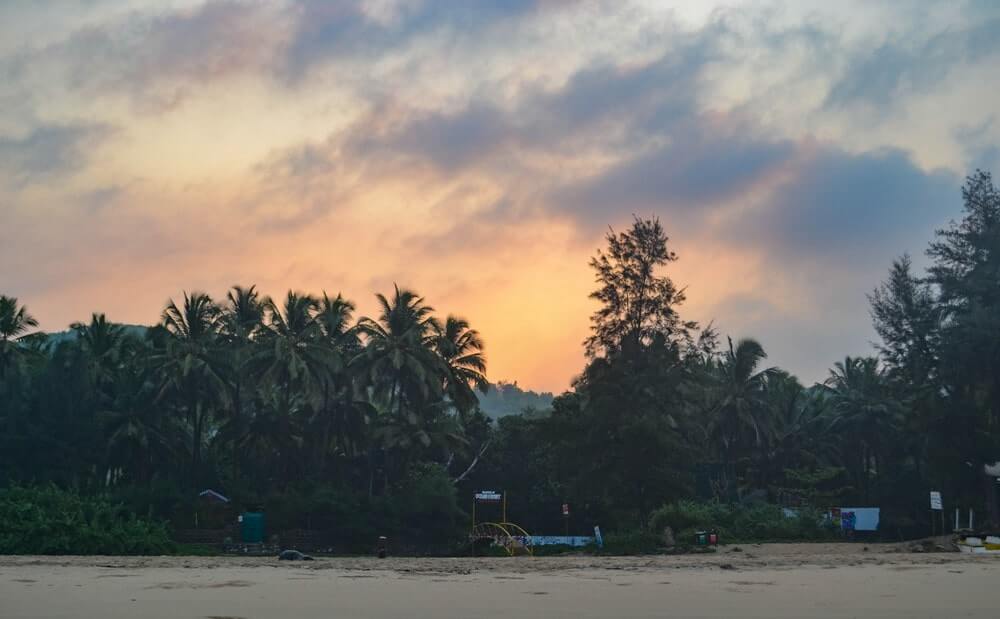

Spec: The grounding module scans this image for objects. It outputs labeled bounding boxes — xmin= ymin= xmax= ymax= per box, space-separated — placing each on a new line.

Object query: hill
xmin=477 ymin=381 xmax=554 ymax=418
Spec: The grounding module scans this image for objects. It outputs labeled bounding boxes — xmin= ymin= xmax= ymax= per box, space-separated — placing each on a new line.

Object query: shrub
xmin=599 ymin=528 xmax=662 ymax=555
xmin=0 ymin=484 xmax=174 ymax=555
xmin=648 ymin=500 xmax=834 ymax=543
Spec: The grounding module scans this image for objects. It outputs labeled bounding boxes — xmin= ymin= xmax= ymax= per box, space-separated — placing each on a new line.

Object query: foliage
xmin=648 ymin=501 xmax=833 ymax=543
xmin=476 ymin=381 xmax=554 ymax=419
xmin=599 ymin=528 xmax=664 ymax=555
xmin=585 ymin=216 xmax=696 ymax=357
xmin=0 ymin=485 xmax=174 ymax=555
xmin=3 ymin=171 xmax=1000 ymax=551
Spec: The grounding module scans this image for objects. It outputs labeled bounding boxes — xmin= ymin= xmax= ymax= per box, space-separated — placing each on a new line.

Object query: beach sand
xmin=2 ymin=543 xmax=996 ymax=618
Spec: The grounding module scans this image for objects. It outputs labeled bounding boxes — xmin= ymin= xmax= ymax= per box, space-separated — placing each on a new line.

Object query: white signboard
xmin=475 ymin=491 xmax=502 ymax=502
xmin=930 ymin=491 xmax=943 ymax=510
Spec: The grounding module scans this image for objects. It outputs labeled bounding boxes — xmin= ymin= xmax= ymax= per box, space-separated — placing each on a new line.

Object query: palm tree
xmin=433 ymin=315 xmax=488 ymax=416
xmin=705 ymin=337 xmax=775 ymax=497
xmin=758 ymin=371 xmax=834 ymax=495
xmin=101 ymin=363 xmax=177 ymax=484
xmin=316 ymin=292 xmax=360 ymax=352
xmin=0 ymin=296 xmax=43 ymax=446
xmin=823 ymin=356 xmax=902 ymax=503
xmin=218 ymin=285 xmax=268 ymax=480
xmin=156 ymin=291 xmax=224 ymax=485
xmin=71 ymin=313 xmax=131 ymax=395
xmin=240 ymin=386 xmax=305 ymax=490
xmin=257 ymin=291 xmax=335 ymax=405
xmin=0 ymin=295 xmax=40 ymax=381
xmin=221 ymin=285 xmax=268 ymax=343
xmin=355 ymin=285 xmax=444 ymax=418
xmin=355 ymin=286 xmax=448 ymax=493
xmin=307 ymin=291 xmax=367 ymax=472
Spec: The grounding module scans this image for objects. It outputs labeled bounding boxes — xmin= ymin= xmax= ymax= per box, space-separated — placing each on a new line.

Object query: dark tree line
xmin=478 ymin=170 xmax=1000 ymax=537
xmin=1 ymin=285 xmax=490 ymax=541
xmin=2 ymin=170 xmax=998 ymax=543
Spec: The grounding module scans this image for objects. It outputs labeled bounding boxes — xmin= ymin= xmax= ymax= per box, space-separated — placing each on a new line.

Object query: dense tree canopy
xmin=3 ymin=170 xmax=999 ymax=548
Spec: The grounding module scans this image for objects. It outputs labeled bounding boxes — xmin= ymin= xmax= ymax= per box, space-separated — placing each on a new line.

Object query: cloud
xmin=2 ymin=0 xmax=997 ymax=390
xmin=729 ymin=145 xmax=959 ymax=266
xmin=550 ymin=119 xmax=796 ymax=229
xmin=954 ymin=117 xmax=1000 ymax=173
xmin=282 ymin=0 xmax=581 ymax=81
xmin=5 ymin=1 xmax=293 ymax=110
xmin=0 ymin=123 xmax=112 ymax=186
xmin=824 ymin=13 xmax=1000 ymax=113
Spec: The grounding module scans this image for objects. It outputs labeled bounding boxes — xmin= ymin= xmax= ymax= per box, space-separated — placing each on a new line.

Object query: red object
xmin=562 ymin=503 xmax=569 ymax=516
xmin=708 ymin=533 xmax=718 ymax=545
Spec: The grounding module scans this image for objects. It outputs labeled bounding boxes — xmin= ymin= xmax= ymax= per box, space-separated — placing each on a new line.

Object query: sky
xmin=1 ymin=0 xmax=998 ymax=393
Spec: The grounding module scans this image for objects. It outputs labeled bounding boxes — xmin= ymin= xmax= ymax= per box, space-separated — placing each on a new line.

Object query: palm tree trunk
xmin=862 ymin=444 xmax=869 ymax=504
xmin=231 ymin=379 xmax=242 ymax=482
xmin=189 ymin=384 xmax=201 ymax=488
xmin=367 ymin=447 xmax=375 ymax=498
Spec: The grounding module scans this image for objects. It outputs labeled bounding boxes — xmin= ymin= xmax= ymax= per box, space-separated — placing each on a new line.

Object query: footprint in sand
xmin=147 ymin=580 xmax=255 ymax=590
xmin=728 ymin=581 xmax=775 ymax=586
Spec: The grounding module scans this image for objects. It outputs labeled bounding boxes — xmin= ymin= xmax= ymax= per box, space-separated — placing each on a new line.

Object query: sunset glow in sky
xmin=2 ymin=1 xmax=999 ymax=392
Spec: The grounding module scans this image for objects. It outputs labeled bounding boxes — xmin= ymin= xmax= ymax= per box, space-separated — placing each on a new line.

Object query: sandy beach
xmin=2 ymin=543 xmax=997 ymax=618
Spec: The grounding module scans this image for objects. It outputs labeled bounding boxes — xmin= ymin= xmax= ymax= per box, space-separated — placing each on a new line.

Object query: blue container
xmin=241 ymin=512 xmax=265 ymax=543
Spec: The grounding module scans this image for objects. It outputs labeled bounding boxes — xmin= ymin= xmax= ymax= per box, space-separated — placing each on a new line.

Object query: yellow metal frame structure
xmin=470 ymin=522 xmax=534 ymax=556
xmin=471 ymin=492 xmax=532 ymax=556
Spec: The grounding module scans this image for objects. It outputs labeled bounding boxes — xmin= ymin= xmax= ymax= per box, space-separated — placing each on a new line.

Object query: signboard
xmin=562 ymin=503 xmax=569 ymax=516
xmin=930 ymin=491 xmax=943 ymax=511
xmin=475 ymin=491 xmax=502 ymax=502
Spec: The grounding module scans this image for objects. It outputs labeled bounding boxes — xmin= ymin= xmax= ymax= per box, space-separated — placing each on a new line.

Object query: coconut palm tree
xmin=0 ymin=296 xmax=43 ymax=450
xmin=823 ymin=356 xmax=902 ymax=503
xmin=156 ymin=291 xmax=225 ymax=485
xmin=0 ymin=295 xmax=40 ymax=381
xmin=101 ymin=363 xmax=177 ymax=484
xmin=316 ymin=292 xmax=360 ymax=351
xmin=221 ymin=285 xmax=268 ymax=343
xmin=71 ymin=313 xmax=132 ymax=396
xmin=240 ymin=386 xmax=306 ymax=490
xmin=257 ymin=291 xmax=336 ymax=405
xmin=757 ymin=371 xmax=834 ymax=493
xmin=433 ymin=315 xmax=488 ymax=415
xmin=218 ymin=285 xmax=268 ymax=481
xmin=307 ymin=291 xmax=367 ymax=472
xmin=355 ymin=286 xmax=445 ymax=419
xmin=704 ymin=337 xmax=775 ymax=497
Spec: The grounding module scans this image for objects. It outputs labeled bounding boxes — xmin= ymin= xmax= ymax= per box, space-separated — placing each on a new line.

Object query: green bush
xmin=0 ymin=484 xmax=175 ymax=555
xmin=648 ymin=500 xmax=834 ymax=543
xmin=599 ymin=528 xmax=662 ymax=555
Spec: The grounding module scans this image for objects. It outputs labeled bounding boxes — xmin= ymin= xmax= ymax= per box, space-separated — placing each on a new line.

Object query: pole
xmin=472 ymin=497 xmax=476 ymax=533
xmin=969 ymin=508 xmax=974 ymax=530
xmin=503 ymin=492 xmax=507 ymax=523
xmin=955 ymin=507 xmax=960 ymax=531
